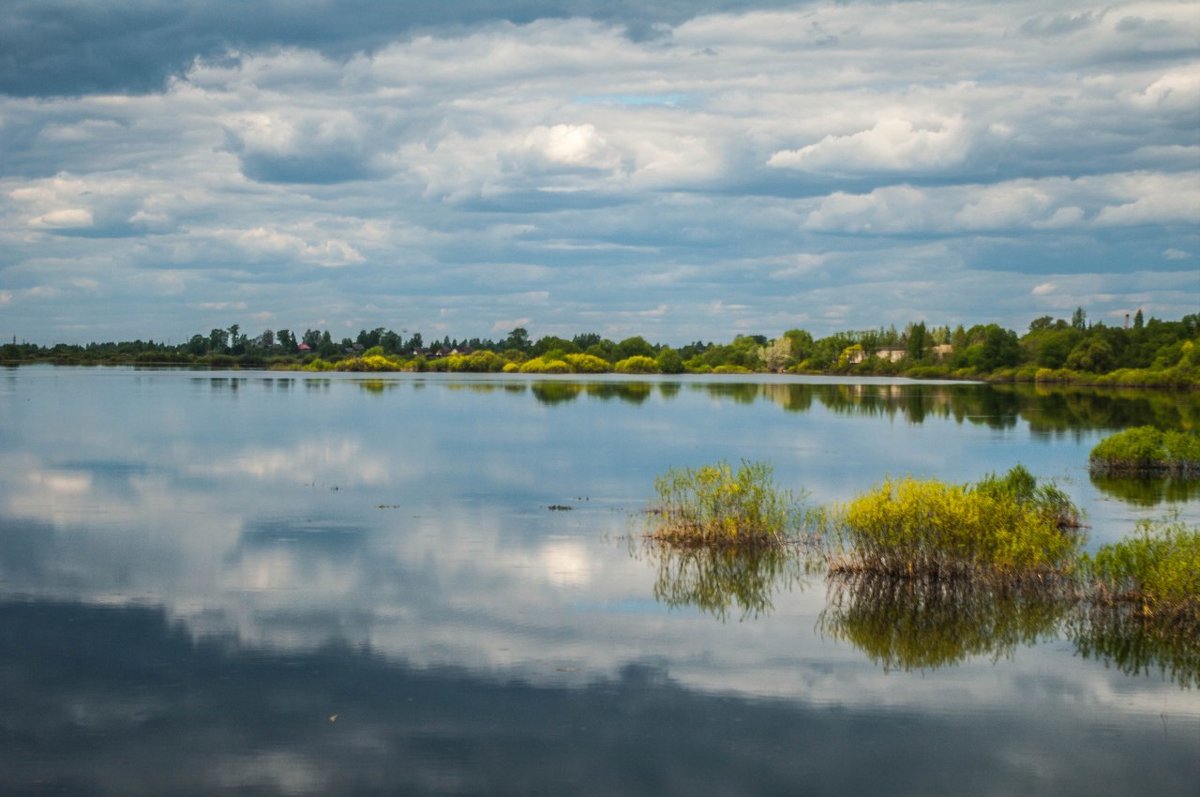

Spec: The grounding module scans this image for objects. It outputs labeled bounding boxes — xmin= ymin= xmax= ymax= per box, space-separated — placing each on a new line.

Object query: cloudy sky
xmin=1 ymin=1 xmax=1197 ymax=345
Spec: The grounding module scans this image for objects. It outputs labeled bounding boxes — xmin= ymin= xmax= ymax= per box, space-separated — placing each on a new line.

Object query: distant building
xmin=848 ymin=343 xmax=953 ymax=365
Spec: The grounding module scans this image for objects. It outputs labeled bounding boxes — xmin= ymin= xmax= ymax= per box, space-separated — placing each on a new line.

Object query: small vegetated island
xmin=1089 ymin=426 xmax=1200 ymax=477
xmin=642 ymin=459 xmax=1199 ymax=681
xmin=4 ymin=308 xmax=1198 ymax=388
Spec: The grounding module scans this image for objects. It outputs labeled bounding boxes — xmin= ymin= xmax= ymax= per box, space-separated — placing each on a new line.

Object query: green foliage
xmin=834 ymin=467 xmax=1084 ymax=576
xmin=655 ymin=348 xmax=685 ymax=374
xmin=1085 ymin=517 xmax=1200 ymax=621
xmin=650 ymin=461 xmax=803 ymax=547
xmin=614 ymin=355 xmax=660 ymax=374
xmin=1089 ymin=426 xmax=1200 ymax=475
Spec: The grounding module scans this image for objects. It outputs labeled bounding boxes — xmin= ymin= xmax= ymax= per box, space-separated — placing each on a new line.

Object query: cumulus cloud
xmin=769 ymin=117 xmax=971 ymax=173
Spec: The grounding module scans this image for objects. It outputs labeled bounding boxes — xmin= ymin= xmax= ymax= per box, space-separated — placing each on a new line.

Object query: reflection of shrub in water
xmin=646 ymin=542 xmax=807 ymax=621
xmin=1089 ymin=473 xmax=1200 ymax=506
xmin=586 ymin=382 xmax=652 ymax=404
xmin=1069 ymin=603 xmax=1200 ymax=690
xmin=819 ymin=574 xmax=1071 ymax=672
xmin=531 ymin=382 xmax=584 ymax=405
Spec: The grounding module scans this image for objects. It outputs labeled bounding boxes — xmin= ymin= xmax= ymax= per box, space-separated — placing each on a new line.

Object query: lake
xmin=1 ymin=366 xmax=1197 ymax=795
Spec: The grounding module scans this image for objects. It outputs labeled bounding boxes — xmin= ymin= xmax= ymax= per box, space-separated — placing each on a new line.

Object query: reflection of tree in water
xmin=357 ymin=379 xmax=397 ymax=394
xmin=759 ymin=383 xmax=813 ymax=413
xmin=586 ymin=382 xmax=652 ymax=404
xmin=643 ymin=542 xmax=808 ymax=621
xmin=531 ymin=382 xmax=654 ymax=405
xmin=818 ymin=575 xmax=1070 ymax=672
xmin=691 ymin=382 xmax=760 ymax=404
xmin=1070 ymin=605 xmax=1200 ymax=689
xmin=531 ymin=382 xmax=584 ymax=405
xmin=688 ymin=380 xmax=1195 ymax=434
xmin=1089 ymin=473 xmax=1200 ymax=507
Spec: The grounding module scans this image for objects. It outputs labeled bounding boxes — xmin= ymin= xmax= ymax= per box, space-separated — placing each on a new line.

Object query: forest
xmin=3 ymin=308 xmax=1198 ymax=388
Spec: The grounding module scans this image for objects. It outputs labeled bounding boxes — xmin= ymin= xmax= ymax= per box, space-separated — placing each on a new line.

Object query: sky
xmin=1 ymin=0 xmax=1197 ymax=346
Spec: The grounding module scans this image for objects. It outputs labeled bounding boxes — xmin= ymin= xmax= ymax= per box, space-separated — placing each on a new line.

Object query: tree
xmin=1134 ymin=309 xmax=1144 ymax=330
xmin=209 ymin=328 xmax=228 ymax=353
xmin=656 ymin=348 xmax=685 ymax=374
xmin=380 ymin=330 xmax=402 ymax=354
xmin=277 ymin=329 xmax=298 ymax=353
xmin=1071 ymin=307 xmax=1087 ymax=330
xmin=617 ymin=336 xmax=655 ymax=359
xmin=906 ymin=322 xmax=928 ymax=362
xmin=783 ymin=329 xmax=814 ymax=363
xmin=761 ymin=337 xmax=792 ymax=371
xmin=504 ymin=327 xmax=530 ymax=352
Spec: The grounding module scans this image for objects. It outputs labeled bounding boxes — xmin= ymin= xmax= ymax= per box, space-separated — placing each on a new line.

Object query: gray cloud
xmin=0 ymin=1 xmax=1197 ymax=343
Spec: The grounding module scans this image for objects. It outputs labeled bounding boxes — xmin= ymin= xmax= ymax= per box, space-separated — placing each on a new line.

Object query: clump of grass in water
xmin=649 ymin=460 xmax=806 ymax=548
xmin=831 ymin=465 xmax=1084 ymax=580
xmin=1089 ymin=426 xmax=1200 ymax=476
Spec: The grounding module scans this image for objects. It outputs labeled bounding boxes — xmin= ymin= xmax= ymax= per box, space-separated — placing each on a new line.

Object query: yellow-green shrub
xmin=834 ymin=467 xmax=1083 ymax=576
xmin=614 ymin=355 xmax=660 ymax=374
xmin=564 ymin=353 xmax=611 ymax=373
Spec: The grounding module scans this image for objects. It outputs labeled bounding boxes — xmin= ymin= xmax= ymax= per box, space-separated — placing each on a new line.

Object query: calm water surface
xmin=1 ymin=366 xmax=1198 ymax=794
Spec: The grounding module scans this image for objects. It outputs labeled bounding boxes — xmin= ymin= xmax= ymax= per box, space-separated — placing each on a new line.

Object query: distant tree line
xmin=2 ymin=309 xmax=1197 ymax=388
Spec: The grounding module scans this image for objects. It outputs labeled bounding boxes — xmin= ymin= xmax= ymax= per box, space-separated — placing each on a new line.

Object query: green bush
xmin=650 ymin=460 xmax=803 ymax=547
xmin=1085 ymin=517 xmax=1200 ymax=621
xmin=833 ymin=466 xmax=1084 ymax=577
xmin=1089 ymin=426 xmax=1200 ymax=475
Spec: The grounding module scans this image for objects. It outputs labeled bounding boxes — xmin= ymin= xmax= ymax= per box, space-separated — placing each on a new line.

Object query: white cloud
xmin=769 ymin=117 xmax=971 ymax=173
xmin=1032 ymin=283 xmax=1056 ymax=296
xmin=29 ymin=207 xmax=94 ymax=229
xmin=518 ymin=124 xmax=626 ymax=173
xmin=1162 ymin=248 xmax=1190 ymax=260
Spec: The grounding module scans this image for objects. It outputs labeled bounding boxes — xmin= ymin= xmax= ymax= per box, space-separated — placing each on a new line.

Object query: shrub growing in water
xmin=833 ymin=466 xmax=1083 ymax=578
xmin=1085 ymin=517 xmax=1200 ymax=622
xmin=1089 ymin=426 xmax=1200 ymax=476
xmin=650 ymin=460 xmax=803 ymax=547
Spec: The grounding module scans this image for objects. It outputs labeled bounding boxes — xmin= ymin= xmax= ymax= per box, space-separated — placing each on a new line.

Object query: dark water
xmin=1 ymin=367 xmax=1197 ymax=795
